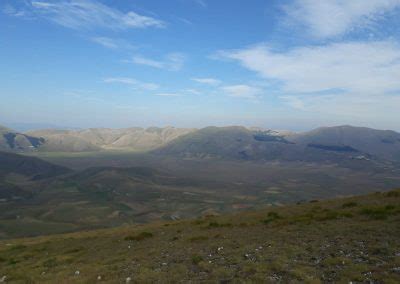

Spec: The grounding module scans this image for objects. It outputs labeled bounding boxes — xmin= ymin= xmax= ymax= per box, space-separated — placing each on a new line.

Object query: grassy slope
xmin=1 ymin=189 xmax=400 ymax=283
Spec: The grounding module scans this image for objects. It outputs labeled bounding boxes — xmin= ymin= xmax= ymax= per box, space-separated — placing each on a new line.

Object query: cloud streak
xmin=132 ymin=53 xmax=185 ymax=71
xmin=220 ymin=41 xmax=400 ymax=95
xmin=192 ymin=77 xmax=221 ymax=85
xmin=221 ymin=84 xmax=262 ymax=99
xmin=103 ymin=77 xmax=159 ymax=91
xmin=10 ymin=0 xmax=165 ymax=30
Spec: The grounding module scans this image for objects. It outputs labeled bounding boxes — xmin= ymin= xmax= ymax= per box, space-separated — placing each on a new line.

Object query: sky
xmin=1 ymin=0 xmax=400 ymax=131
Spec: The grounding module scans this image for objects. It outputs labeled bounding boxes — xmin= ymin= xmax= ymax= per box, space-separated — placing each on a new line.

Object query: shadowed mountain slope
xmin=0 ymin=125 xmax=45 ymax=152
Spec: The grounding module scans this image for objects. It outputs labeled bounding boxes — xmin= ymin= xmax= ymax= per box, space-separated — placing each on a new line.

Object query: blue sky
xmin=1 ymin=0 xmax=400 ymax=131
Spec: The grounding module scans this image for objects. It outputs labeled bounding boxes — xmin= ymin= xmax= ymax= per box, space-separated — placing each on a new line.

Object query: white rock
xmin=126 ymin=277 xmax=132 ymax=283
xmin=0 ymin=276 xmax=6 ymax=283
xmin=75 ymin=270 xmax=80 ymax=276
xmin=97 ymin=275 xmax=102 ymax=280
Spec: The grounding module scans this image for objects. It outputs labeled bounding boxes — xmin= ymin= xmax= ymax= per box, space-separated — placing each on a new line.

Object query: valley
xmin=1 ymin=124 xmax=400 ymax=240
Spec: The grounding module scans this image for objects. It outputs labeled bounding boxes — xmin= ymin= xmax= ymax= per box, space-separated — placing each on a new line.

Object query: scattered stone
xmin=75 ymin=270 xmax=80 ymax=276
xmin=0 ymin=276 xmax=6 ymax=283
xmin=217 ymin=247 xmax=223 ymax=252
xmin=126 ymin=277 xmax=132 ymax=283
xmin=97 ymin=275 xmax=102 ymax=280
xmin=162 ymin=262 xmax=167 ymax=266
xmin=392 ymin=267 xmax=400 ymax=273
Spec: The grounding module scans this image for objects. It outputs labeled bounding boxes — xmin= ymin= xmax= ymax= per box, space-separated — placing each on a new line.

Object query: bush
xmin=191 ymin=254 xmax=204 ymax=265
xmin=342 ymin=201 xmax=358 ymax=208
xmin=360 ymin=205 xmax=398 ymax=220
xmin=385 ymin=191 xmax=400 ymax=197
xmin=124 ymin=231 xmax=153 ymax=241
xmin=263 ymin=211 xmax=282 ymax=224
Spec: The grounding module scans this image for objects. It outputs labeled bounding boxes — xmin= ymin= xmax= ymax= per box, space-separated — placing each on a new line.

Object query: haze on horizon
xmin=1 ymin=0 xmax=400 ymax=131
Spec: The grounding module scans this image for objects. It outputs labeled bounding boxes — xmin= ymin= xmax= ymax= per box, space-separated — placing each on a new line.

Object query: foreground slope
xmin=0 ymin=189 xmax=399 ymax=282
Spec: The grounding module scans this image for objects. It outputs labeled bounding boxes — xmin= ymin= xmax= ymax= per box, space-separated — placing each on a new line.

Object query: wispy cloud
xmin=283 ymin=0 xmax=400 ymax=39
xmin=91 ymin=37 xmax=119 ymax=49
xmin=219 ymin=41 xmax=400 ymax=95
xmin=91 ymin=37 xmax=135 ymax=50
xmin=104 ymin=77 xmax=159 ymax=91
xmin=132 ymin=53 xmax=185 ymax=71
xmin=9 ymin=0 xmax=165 ymax=30
xmin=221 ymin=84 xmax=262 ymax=99
xmin=154 ymin=93 xmax=182 ymax=97
xmin=194 ymin=0 xmax=207 ymax=8
xmin=192 ymin=77 xmax=221 ymax=85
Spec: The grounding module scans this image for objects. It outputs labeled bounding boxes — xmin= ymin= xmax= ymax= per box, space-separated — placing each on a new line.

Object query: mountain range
xmin=1 ymin=124 xmax=400 ymax=165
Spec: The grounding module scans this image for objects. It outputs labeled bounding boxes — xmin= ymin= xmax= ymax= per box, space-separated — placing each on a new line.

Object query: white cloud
xmin=284 ymin=0 xmax=400 ymax=38
xmin=154 ymin=93 xmax=182 ymax=97
xmin=104 ymin=77 xmax=159 ymax=91
xmin=192 ymin=77 xmax=221 ymax=85
xmin=220 ymin=41 xmax=400 ymax=94
xmin=221 ymin=85 xmax=262 ymax=99
xmin=25 ymin=0 xmax=165 ymax=30
xmin=183 ymin=89 xmax=202 ymax=95
xmin=132 ymin=56 xmax=164 ymax=69
xmin=91 ymin=37 xmax=119 ymax=49
xmin=132 ymin=53 xmax=185 ymax=71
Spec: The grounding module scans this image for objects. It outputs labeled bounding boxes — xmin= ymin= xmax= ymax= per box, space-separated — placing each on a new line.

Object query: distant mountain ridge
xmin=1 ymin=124 xmax=400 ymax=164
xmin=155 ymin=125 xmax=400 ymax=164
xmin=26 ymin=126 xmax=195 ymax=152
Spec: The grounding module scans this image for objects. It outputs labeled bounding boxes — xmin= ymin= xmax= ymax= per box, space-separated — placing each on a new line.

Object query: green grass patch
xmin=360 ymin=205 xmax=399 ymax=219
xmin=263 ymin=211 xmax=282 ymax=224
xmin=191 ymin=254 xmax=204 ymax=265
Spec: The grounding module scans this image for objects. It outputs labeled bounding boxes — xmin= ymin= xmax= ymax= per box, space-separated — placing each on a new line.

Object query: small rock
xmin=97 ymin=275 xmax=102 ymax=280
xmin=217 ymin=247 xmax=223 ymax=252
xmin=392 ymin=267 xmax=400 ymax=273
xmin=126 ymin=277 xmax=132 ymax=283
xmin=0 ymin=276 xmax=7 ymax=283
xmin=75 ymin=270 xmax=80 ymax=276
xmin=162 ymin=262 xmax=167 ymax=266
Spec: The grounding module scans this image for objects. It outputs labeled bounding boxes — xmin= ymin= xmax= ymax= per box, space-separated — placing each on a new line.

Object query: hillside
xmin=0 ymin=125 xmax=45 ymax=152
xmin=1 ymin=189 xmax=399 ymax=282
xmin=288 ymin=125 xmax=400 ymax=162
xmin=26 ymin=127 xmax=195 ymax=152
xmin=154 ymin=125 xmax=400 ymax=166
xmin=0 ymin=151 xmax=71 ymax=179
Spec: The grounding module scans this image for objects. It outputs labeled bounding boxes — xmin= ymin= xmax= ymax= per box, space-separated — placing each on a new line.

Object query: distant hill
xmin=287 ymin=125 xmax=400 ymax=162
xmin=26 ymin=126 xmax=195 ymax=152
xmin=1 ymin=188 xmax=399 ymax=282
xmin=0 ymin=125 xmax=45 ymax=152
xmin=155 ymin=125 xmax=400 ymax=164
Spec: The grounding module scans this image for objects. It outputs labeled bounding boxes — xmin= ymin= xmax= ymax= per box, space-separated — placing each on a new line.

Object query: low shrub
xmin=124 ymin=231 xmax=153 ymax=241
